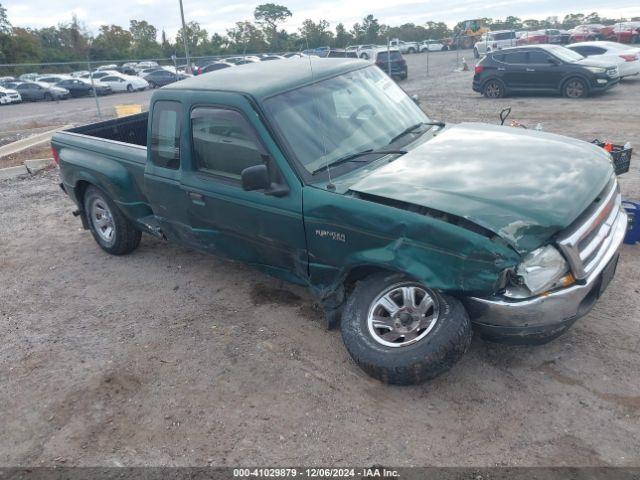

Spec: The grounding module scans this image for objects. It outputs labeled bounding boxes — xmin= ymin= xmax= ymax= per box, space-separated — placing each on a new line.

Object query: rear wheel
xmin=84 ymin=186 xmax=141 ymax=255
xmin=408 ymin=47 xmax=416 ymax=54
xmin=341 ymin=272 xmax=472 ymax=385
xmin=483 ymin=79 xmax=505 ymax=98
xmin=563 ymin=77 xmax=588 ymax=98
xmin=360 ymin=53 xmax=369 ymax=60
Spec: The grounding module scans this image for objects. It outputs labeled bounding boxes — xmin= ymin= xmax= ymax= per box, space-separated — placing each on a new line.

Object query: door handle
xmin=187 ymin=191 xmax=205 ymax=205
xmin=526 ymin=68 xmax=535 ymax=72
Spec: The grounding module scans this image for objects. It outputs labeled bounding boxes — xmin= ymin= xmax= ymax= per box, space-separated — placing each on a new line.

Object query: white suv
xmin=474 ymin=30 xmax=517 ymax=58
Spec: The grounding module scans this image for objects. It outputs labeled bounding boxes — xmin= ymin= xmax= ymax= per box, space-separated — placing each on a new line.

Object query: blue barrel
xmin=622 ymin=200 xmax=640 ymax=245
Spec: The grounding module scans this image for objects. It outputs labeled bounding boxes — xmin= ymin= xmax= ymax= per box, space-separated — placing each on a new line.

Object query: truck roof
xmin=164 ymin=57 xmax=368 ymax=99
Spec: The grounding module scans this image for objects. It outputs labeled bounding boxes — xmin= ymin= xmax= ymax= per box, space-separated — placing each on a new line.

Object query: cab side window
xmin=150 ymin=101 xmax=182 ymax=170
xmin=191 ymin=107 xmax=265 ymax=180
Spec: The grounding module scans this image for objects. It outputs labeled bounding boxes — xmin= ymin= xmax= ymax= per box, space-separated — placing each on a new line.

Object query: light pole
xmin=178 ymin=0 xmax=192 ymax=73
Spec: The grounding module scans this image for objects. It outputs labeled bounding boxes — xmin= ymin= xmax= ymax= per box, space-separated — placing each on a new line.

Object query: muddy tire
xmin=83 ymin=185 xmax=141 ymax=255
xmin=341 ymin=272 xmax=472 ymax=385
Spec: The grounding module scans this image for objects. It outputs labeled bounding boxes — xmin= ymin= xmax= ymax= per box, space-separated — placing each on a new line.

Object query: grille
xmin=557 ymin=178 xmax=621 ymax=279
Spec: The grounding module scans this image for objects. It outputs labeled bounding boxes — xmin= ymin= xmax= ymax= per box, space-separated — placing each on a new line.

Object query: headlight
xmin=584 ymin=66 xmax=606 ymax=74
xmin=505 ymin=245 xmax=570 ymax=298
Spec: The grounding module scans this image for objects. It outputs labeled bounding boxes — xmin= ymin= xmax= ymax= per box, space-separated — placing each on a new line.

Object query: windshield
xmin=547 ymin=45 xmax=584 ymax=62
xmin=263 ymin=66 xmax=428 ymax=177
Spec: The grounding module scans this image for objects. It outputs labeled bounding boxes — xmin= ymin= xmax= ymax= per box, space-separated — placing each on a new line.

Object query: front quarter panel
xmin=303 ymin=186 xmax=520 ymax=301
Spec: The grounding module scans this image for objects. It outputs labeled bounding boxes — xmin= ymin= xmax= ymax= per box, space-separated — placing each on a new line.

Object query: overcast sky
xmin=4 ymin=0 xmax=640 ymax=39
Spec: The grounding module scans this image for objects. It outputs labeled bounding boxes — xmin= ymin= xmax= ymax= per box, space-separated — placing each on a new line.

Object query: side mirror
xmin=411 ymin=94 xmax=421 ymax=106
xmin=241 ymin=164 xmax=270 ymax=192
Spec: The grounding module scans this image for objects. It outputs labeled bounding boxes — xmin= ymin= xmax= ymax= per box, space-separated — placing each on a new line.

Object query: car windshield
xmin=263 ymin=66 xmax=428 ymax=177
xmin=547 ymin=45 xmax=584 ymax=62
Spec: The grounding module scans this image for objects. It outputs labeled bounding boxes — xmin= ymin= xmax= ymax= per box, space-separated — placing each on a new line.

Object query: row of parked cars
xmin=472 ymin=41 xmax=640 ymax=99
xmin=193 ymin=49 xmax=409 ymax=80
xmin=0 ymin=62 xmax=191 ymax=104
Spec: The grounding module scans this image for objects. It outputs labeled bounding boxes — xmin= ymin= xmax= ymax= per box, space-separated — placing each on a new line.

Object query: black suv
xmin=472 ymin=45 xmax=620 ymax=98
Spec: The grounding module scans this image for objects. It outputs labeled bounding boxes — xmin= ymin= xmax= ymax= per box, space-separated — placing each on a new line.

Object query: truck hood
xmin=348 ymin=123 xmax=614 ymax=253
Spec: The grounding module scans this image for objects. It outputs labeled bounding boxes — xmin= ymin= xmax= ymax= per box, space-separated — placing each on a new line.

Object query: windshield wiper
xmin=312 ymin=149 xmax=407 ymax=175
xmin=388 ymin=121 xmax=445 ymax=145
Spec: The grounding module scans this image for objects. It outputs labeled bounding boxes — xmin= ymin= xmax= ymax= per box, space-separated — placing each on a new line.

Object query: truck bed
xmin=68 ymin=112 xmax=148 ymax=147
xmin=52 ymin=113 xmax=152 ymax=226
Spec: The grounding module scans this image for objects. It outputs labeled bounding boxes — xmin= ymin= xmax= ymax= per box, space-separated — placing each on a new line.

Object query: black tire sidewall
xmin=83 ymin=186 xmax=141 ymax=255
xmin=483 ymin=79 xmax=504 ymax=98
xmin=564 ymin=77 xmax=588 ymax=98
xmin=341 ymin=272 xmax=472 ymax=385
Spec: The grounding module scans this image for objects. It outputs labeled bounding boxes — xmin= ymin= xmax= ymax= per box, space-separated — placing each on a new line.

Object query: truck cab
xmin=53 ymin=58 xmax=626 ymax=385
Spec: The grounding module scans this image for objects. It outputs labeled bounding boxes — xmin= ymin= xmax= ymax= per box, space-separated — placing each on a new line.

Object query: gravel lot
xmin=1 ymin=50 xmax=640 ymax=467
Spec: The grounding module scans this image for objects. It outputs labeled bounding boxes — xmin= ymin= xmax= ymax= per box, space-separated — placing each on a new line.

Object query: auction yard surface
xmin=1 ymin=51 xmax=640 ymax=466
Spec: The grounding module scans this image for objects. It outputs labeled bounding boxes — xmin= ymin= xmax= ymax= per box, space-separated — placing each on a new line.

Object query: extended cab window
xmin=150 ymin=101 xmax=182 ymax=169
xmin=191 ymin=108 xmax=264 ymax=180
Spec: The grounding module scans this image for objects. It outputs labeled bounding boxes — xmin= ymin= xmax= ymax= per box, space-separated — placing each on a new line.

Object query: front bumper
xmin=464 ymin=207 xmax=627 ymax=342
xmin=591 ymin=75 xmax=619 ymax=92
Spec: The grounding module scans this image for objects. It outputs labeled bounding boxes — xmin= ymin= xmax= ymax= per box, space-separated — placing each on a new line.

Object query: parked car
xmin=0 ymin=86 xmax=21 ymax=104
xmin=116 ymin=66 xmax=138 ymax=76
xmin=56 ymin=78 xmax=112 ymax=97
xmin=15 ymin=81 xmax=70 ymax=101
xmin=52 ymin=57 xmax=627 ymax=385
xmin=98 ymin=74 xmax=149 ymax=92
xmin=474 ymin=30 xmax=517 ymax=58
xmin=224 ymin=56 xmax=261 ymax=65
xmin=195 ymin=61 xmax=235 ymax=75
xmin=97 ymin=64 xmax=118 ymax=71
xmin=324 ymin=49 xmax=358 ymax=58
xmin=517 ymin=29 xmax=571 ymax=45
xmin=143 ymin=69 xmax=187 ymax=88
xmin=567 ymin=41 xmax=640 ymax=78
xmin=136 ymin=61 xmax=159 ymax=70
xmin=604 ymin=22 xmax=640 ymax=44
xmin=71 ymin=70 xmax=90 ymax=78
xmin=37 ymin=74 xmax=73 ymax=84
xmin=373 ymin=49 xmax=407 ymax=80
xmin=419 ymin=40 xmax=447 ymax=52
xmin=569 ymin=24 xmax=606 ymax=42
xmin=80 ymin=70 xmax=119 ymax=80
xmin=473 ymin=45 xmax=620 ymax=98
xmin=18 ymin=73 xmax=39 ymax=81
xmin=389 ymin=38 xmax=420 ymax=54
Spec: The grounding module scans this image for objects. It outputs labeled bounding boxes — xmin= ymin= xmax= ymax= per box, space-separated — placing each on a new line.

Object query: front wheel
xmin=360 ymin=53 xmax=369 ymax=60
xmin=340 ymin=272 xmax=472 ymax=385
xmin=563 ymin=77 xmax=588 ymax=98
xmin=84 ymin=186 xmax=142 ymax=255
xmin=408 ymin=48 xmax=416 ymax=54
xmin=126 ymin=84 xmax=133 ymax=92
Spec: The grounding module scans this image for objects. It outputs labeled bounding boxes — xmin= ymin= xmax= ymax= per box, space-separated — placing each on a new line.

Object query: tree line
xmin=0 ymin=2 xmax=637 ymax=71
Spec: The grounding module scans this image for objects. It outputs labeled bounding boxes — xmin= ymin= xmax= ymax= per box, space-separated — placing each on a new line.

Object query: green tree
xmin=91 ymin=25 xmax=132 ymax=60
xmin=562 ymin=13 xmax=586 ymax=29
xmin=0 ymin=2 xmax=10 ymax=34
xmin=176 ymin=21 xmax=209 ymax=56
xmin=226 ymin=21 xmax=267 ymax=53
xmin=130 ymin=20 xmax=161 ymax=58
xmin=334 ymin=23 xmax=353 ymax=47
xmin=299 ymin=19 xmax=333 ymax=48
xmin=361 ymin=14 xmax=381 ymax=43
xmin=254 ymin=3 xmax=292 ymax=51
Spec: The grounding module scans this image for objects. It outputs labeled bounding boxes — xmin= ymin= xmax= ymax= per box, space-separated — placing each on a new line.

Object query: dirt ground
xmin=1 ymin=51 xmax=640 ymax=467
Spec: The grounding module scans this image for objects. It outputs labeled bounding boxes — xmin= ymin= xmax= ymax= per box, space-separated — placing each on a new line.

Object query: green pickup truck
xmin=52 ymin=58 xmax=627 ymax=385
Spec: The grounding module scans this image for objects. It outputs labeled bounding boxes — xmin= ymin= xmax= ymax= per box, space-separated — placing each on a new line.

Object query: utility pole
xmin=178 ymin=0 xmax=192 ymax=73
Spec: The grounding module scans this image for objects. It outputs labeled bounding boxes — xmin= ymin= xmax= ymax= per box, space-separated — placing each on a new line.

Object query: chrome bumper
xmin=465 ymin=208 xmax=627 ymax=329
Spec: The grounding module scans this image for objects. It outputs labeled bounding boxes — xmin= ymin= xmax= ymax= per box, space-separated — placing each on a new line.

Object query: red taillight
xmin=51 ymin=145 xmax=60 ymax=165
xmin=620 ymin=54 xmax=637 ymax=62
xmin=475 ymin=65 xmax=484 ymax=74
